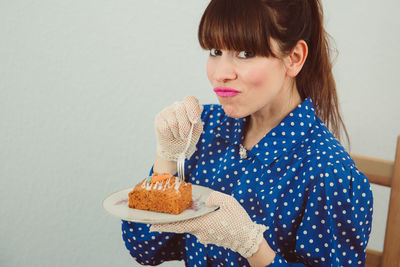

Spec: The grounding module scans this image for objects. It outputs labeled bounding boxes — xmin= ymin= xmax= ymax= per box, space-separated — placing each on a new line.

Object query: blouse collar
xmin=214 ymin=97 xmax=317 ymax=167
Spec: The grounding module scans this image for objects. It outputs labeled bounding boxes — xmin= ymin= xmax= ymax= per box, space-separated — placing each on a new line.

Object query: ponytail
xmin=296 ymin=0 xmax=349 ymax=145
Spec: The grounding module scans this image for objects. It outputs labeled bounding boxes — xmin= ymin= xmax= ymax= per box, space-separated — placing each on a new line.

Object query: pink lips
xmin=213 ymin=87 xmax=240 ymax=97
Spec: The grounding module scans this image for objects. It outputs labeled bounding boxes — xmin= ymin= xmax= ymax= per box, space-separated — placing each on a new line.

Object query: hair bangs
xmin=198 ymin=0 xmax=275 ymax=57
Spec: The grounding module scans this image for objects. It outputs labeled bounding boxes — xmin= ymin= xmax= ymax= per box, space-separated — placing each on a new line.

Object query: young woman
xmin=122 ymin=0 xmax=373 ymax=266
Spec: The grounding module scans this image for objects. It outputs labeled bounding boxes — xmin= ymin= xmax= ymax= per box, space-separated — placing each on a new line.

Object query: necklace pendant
xmin=239 ymin=144 xmax=248 ymax=159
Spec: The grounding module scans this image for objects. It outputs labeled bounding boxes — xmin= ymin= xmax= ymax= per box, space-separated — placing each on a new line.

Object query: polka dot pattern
xmin=122 ymin=98 xmax=373 ymax=266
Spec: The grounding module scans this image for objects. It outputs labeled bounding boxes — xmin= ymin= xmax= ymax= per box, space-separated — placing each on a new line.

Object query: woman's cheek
xmin=206 ymin=60 xmax=215 ymax=85
xmin=243 ymin=68 xmax=268 ymax=88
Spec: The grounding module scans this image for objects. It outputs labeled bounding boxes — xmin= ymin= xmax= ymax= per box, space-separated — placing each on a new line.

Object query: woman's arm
xmin=153 ymin=154 xmax=177 ymax=174
xmin=289 ymin=166 xmax=372 ymax=266
xmin=122 ymin=98 xmax=207 ymax=264
xmin=247 ymin=164 xmax=372 ymax=267
xmin=247 ymin=238 xmax=276 ymax=266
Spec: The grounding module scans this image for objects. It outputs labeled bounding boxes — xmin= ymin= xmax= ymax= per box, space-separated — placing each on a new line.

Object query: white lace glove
xmin=150 ymin=191 xmax=267 ymax=258
xmin=155 ymin=95 xmax=204 ymax=161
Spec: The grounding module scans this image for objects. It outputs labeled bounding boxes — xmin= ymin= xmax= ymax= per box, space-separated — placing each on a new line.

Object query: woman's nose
xmin=212 ymin=56 xmax=237 ymax=83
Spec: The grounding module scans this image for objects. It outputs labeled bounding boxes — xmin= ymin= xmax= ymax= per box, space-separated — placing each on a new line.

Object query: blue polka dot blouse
xmin=122 ymin=98 xmax=373 ymax=266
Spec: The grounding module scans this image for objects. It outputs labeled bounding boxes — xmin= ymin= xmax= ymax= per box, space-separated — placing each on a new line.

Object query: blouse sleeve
xmin=122 ymin=221 xmax=185 ymax=265
xmin=268 ymin=164 xmax=373 ymax=266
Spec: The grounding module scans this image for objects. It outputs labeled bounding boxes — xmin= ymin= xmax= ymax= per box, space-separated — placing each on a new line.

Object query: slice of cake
xmin=128 ymin=173 xmax=193 ymax=215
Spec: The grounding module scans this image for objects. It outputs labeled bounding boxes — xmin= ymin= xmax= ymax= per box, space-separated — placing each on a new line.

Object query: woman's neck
xmin=242 ymin=88 xmax=302 ymax=150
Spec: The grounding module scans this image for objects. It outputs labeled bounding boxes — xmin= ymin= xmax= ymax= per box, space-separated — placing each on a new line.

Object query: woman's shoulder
xmin=295 ymin=117 xmax=365 ymax=182
xmin=297 ymin=118 xmax=372 ymax=193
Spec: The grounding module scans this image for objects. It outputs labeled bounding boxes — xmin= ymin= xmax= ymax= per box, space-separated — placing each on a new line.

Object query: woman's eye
xmin=210 ymin=48 xmax=222 ymax=57
xmin=237 ymin=51 xmax=254 ymax=59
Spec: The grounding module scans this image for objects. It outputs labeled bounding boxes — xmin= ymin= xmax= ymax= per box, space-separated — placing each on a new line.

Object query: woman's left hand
xmin=150 ymin=191 xmax=267 ymax=258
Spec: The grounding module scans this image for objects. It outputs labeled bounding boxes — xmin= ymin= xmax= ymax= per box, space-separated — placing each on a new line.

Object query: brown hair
xmin=198 ymin=0 xmax=349 ymax=144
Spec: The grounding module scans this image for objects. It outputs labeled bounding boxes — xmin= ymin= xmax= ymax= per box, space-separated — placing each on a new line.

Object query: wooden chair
xmin=351 ymin=135 xmax=400 ymax=267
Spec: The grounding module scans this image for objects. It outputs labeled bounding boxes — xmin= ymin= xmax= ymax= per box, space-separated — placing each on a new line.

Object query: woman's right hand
xmin=155 ymin=95 xmax=204 ymax=162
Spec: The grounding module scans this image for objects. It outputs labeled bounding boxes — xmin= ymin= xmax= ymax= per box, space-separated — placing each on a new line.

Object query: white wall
xmin=1 ymin=0 xmax=399 ymax=266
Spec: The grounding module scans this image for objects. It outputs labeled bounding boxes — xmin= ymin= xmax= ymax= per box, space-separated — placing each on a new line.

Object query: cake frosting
xmin=128 ymin=173 xmax=193 ymax=215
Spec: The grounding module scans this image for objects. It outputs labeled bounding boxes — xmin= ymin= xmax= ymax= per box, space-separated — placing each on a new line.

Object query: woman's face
xmin=206 ymin=42 xmax=295 ymax=119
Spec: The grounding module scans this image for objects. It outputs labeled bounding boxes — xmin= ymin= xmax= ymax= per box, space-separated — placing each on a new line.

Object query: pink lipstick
xmin=213 ymin=87 xmax=240 ymax=97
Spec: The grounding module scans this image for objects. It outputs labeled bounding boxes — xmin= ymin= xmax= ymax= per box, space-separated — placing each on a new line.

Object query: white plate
xmin=103 ymin=184 xmax=219 ymax=224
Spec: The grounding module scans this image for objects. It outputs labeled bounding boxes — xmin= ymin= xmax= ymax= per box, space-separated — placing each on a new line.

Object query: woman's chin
xmin=221 ymin=105 xmax=245 ymax=119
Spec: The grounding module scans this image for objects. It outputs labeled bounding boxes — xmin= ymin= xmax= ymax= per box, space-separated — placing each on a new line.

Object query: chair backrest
xmin=351 ymin=135 xmax=400 ymax=267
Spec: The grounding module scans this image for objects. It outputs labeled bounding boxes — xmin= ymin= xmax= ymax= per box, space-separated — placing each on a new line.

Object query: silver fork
xmin=177 ymin=123 xmax=195 ymax=181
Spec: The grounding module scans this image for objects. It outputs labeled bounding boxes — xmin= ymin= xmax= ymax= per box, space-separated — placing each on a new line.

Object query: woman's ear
xmin=285 ymin=40 xmax=308 ymax=78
